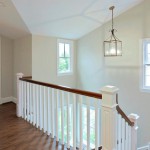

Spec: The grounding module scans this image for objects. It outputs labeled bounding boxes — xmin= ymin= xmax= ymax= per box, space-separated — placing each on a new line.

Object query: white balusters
xmin=125 ymin=123 xmax=130 ymax=150
xmin=27 ymin=82 xmax=30 ymax=122
xmin=95 ymin=99 xmax=99 ymax=150
xmin=18 ymin=76 xmax=140 ymax=150
xmin=73 ymin=94 xmax=76 ymax=150
xmin=121 ymin=119 xmax=125 ymax=150
xmin=20 ymin=81 xmax=23 ymax=117
xmin=128 ymin=126 xmax=132 ymax=150
xmin=117 ymin=114 xmax=122 ymax=149
xmin=47 ymin=88 xmax=51 ymax=135
xmin=24 ymin=82 xmax=27 ymax=120
xmin=51 ymin=88 xmax=55 ymax=138
xmin=19 ymin=81 xmax=104 ymax=150
xmin=43 ymin=86 xmax=47 ymax=133
xmin=67 ymin=92 xmax=70 ymax=148
xmin=22 ymin=81 xmax=25 ymax=119
xmin=33 ymin=84 xmax=36 ymax=126
xmin=61 ymin=91 xmax=64 ymax=145
xmin=56 ymin=90 xmax=59 ymax=141
xmin=36 ymin=85 xmax=39 ymax=128
xmin=79 ymin=95 xmax=83 ymax=150
xmin=87 ymin=97 xmax=90 ymax=150
xmin=39 ymin=85 xmax=43 ymax=130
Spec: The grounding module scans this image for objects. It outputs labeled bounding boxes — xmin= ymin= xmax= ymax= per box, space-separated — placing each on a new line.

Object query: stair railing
xmin=16 ymin=73 xmax=139 ymax=150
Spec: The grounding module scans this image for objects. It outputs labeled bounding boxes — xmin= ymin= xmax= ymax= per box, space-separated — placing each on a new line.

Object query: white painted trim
xmin=140 ymin=38 xmax=150 ymax=93
xmin=12 ymin=97 xmax=17 ymax=104
xmin=0 ymin=96 xmax=17 ymax=104
xmin=1 ymin=97 xmax=13 ymax=104
xmin=57 ymin=38 xmax=74 ymax=76
xmin=137 ymin=145 xmax=149 ymax=150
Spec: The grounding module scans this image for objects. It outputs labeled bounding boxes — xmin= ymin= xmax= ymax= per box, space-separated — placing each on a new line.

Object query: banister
xmin=116 ymin=105 xmax=134 ymax=127
xmin=20 ymin=77 xmax=102 ymax=99
xmin=23 ymin=76 xmax=32 ymax=79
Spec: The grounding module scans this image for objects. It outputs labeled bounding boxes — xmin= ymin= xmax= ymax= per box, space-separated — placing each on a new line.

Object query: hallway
xmin=0 ymin=102 xmax=66 ymax=150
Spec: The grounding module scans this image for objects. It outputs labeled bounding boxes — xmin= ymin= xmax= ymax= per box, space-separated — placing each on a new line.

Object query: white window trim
xmin=57 ymin=39 xmax=73 ymax=76
xmin=141 ymin=38 xmax=150 ymax=93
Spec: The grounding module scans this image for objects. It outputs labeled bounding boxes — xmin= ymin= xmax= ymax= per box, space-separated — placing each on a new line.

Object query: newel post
xmin=16 ymin=73 xmax=24 ymax=117
xmin=128 ymin=113 xmax=139 ymax=150
xmin=101 ymin=85 xmax=119 ymax=150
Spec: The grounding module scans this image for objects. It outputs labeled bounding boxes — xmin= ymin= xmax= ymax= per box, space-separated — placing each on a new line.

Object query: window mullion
xmin=64 ymin=43 xmax=66 ymax=58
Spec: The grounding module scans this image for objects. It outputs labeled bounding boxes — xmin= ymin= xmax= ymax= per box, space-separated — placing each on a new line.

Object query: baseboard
xmin=0 ymin=96 xmax=17 ymax=104
xmin=1 ymin=97 xmax=13 ymax=104
xmin=137 ymin=145 xmax=149 ymax=150
xmin=12 ymin=97 xmax=17 ymax=104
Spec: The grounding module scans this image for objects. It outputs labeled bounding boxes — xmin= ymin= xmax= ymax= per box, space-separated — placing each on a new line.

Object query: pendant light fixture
xmin=104 ymin=6 xmax=122 ymax=56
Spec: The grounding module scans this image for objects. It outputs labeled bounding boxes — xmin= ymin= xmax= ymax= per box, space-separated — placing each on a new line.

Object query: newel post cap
xmin=101 ymin=85 xmax=119 ymax=94
xmin=100 ymin=85 xmax=119 ymax=108
xmin=128 ymin=113 xmax=139 ymax=121
xmin=16 ymin=73 xmax=24 ymax=77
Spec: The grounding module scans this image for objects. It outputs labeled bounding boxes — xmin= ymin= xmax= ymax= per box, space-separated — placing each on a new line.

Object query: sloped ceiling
xmin=0 ymin=0 xmax=144 ymax=39
xmin=0 ymin=0 xmax=30 ymax=39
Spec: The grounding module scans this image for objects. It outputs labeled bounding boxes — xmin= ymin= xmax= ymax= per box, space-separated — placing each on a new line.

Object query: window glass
xmin=57 ymin=39 xmax=73 ymax=75
xmin=148 ymin=44 xmax=150 ymax=53
xmin=145 ymin=76 xmax=150 ymax=87
xmin=59 ymin=43 xmax=64 ymax=57
xmin=143 ymin=40 xmax=150 ymax=90
xmin=145 ymin=65 xmax=150 ymax=75
xmin=65 ymin=44 xmax=70 ymax=57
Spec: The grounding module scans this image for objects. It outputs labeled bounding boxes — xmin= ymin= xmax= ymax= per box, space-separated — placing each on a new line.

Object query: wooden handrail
xmin=23 ymin=76 xmax=32 ymax=79
xmin=116 ymin=105 xmax=134 ymax=127
xmin=20 ymin=77 xmax=102 ymax=99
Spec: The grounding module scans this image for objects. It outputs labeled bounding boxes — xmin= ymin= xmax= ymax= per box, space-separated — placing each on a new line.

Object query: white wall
xmin=32 ymin=35 xmax=76 ymax=88
xmin=0 ymin=36 xmax=13 ymax=99
xmin=13 ymin=35 xmax=32 ymax=97
xmin=77 ymin=0 xmax=150 ymax=147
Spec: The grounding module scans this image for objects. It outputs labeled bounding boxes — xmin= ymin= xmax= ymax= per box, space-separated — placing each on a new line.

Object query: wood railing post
xmin=16 ymin=73 xmax=24 ymax=117
xmin=128 ymin=113 xmax=139 ymax=150
xmin=101 ymin=85 xmax=119 ymax=150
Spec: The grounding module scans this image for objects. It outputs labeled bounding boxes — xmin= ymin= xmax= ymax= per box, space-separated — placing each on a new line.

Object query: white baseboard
xmin=12 ymin=97 xmax=17 ymax=104
xmin=1 ymin=97 xmax=13 ymax=104
xmin=138 ymin=145 xmax=149 ymax=150
xmin=0 ymin=96 xmax=17 ymax=104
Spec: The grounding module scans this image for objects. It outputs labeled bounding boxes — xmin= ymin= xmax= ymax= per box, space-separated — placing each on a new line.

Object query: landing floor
xmin=0 ymin=102 xmax=66 ymax=150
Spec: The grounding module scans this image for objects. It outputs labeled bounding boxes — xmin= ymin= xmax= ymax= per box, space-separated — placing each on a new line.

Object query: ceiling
xmin=0 ymin=0 xmax=144 ymax=39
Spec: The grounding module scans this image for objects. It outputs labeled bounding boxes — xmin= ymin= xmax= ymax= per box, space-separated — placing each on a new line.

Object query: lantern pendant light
xmin=104 ymin=6 xmax=122 ymax=56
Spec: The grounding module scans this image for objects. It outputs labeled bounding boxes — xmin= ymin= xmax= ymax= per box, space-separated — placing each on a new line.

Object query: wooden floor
xmin=0 ymin=102 xmax=66 ymax=150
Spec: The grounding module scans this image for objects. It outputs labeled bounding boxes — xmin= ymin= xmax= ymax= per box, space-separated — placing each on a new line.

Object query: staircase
xmin=16 ymin=73 xmax=139 ymax=150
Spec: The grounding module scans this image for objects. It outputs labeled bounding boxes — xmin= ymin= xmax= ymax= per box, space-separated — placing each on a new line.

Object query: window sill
xmin=57 ymin=72 xmax=73 ymax=76
xmin=140 ymin=87 xmax=150 ymax=93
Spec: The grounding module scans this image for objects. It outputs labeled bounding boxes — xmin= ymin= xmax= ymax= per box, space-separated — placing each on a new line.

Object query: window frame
xmin=57 ymin=39 xmax=73 ymax=76
xmin=142 ymin=39 xmax=150 ymax=91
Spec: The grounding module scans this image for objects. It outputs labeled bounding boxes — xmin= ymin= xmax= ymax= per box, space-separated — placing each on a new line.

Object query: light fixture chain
xmin=112 ymin=7 xmax=114 ymax=30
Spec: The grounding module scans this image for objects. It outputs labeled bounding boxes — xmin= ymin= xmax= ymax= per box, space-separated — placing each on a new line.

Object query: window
xmin=57 ymin=39 xmax=73 ymax=75
xmin=142 ymin=39 xmax=150 ymax=90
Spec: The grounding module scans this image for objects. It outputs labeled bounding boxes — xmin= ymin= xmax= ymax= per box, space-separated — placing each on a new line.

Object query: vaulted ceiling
xmin=0 ymin=0 xmax=144 ymax=39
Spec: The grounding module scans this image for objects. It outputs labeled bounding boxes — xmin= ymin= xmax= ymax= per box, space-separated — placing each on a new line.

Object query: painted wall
xmin=77 ymin=0 xmax=150 ymax=147
xmin=1 ymin=36 xmax=13 ymax=98
xmin=32 ymin=35 xmax=76 ymax=88
xmin=13 ymin=35 xmax=32 ymax=97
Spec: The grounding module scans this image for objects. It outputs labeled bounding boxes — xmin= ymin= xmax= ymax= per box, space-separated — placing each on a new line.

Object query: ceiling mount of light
xmin=104 ymin=6 xmax=122 ymax=57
